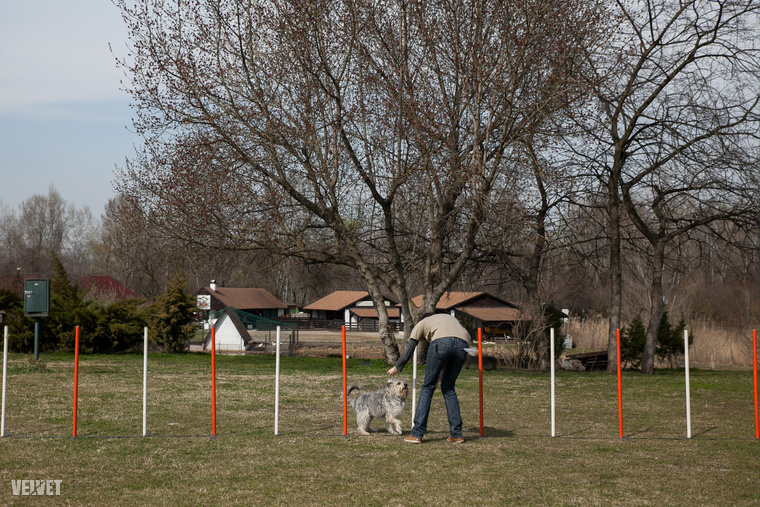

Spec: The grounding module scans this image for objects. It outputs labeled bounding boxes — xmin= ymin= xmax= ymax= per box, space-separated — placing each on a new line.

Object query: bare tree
xmin=574 ymin=0 xmax=760 ymax=372
xmin=0 ymin=185 xmax=98 ymax=278
xmin=115 ymin=0 xmax=605 ymax=362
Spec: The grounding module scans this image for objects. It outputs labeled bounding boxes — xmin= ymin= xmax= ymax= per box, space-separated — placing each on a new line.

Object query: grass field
xmin=1 ymin=351 xmax=759 ymax=505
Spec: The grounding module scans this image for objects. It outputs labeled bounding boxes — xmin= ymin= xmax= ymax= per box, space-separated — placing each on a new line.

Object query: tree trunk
xmin=607 ymin=166 xmax=623 ymax=372
xmin=359 ymin=262 xmax=400 ymax=364
xmin=641 ymin=241 xmax=666 ymax=374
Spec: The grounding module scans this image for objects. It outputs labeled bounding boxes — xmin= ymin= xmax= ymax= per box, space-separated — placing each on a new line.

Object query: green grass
xmin=1 ymin=352 xmax=759 ymax=505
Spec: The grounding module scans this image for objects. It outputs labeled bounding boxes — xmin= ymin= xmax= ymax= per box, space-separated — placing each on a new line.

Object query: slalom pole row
xmin=1 ymin=325 xmax=759 ymax=440
xmin=1 ymin=325 xmax=219 ymax=439
xmin=549 ymin=327 xmax=758 ymax=440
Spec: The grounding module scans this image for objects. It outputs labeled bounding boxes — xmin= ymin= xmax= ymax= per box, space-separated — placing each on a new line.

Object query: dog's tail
xmin=344 ymin=384 xmax=362 ymax=407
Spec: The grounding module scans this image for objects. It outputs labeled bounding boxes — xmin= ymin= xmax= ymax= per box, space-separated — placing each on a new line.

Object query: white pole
xmin=275 ymin=326 xmax=281 ymax=436
xmin=684 ymin=329 xmax=692 ymax=439
xmin=550 ymin=327 xmax=556 ymax=437
xmin=142 ymin=327 xmax=148 ymax=437
xmin=412 ymin=346 xmax=418 ymax=422
xmin=2 ymin=326 xmax=8 ymax=437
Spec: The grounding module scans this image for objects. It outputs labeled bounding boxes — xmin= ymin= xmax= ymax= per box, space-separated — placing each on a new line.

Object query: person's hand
xmin=387 ymin=366 xmax=398 ymax=377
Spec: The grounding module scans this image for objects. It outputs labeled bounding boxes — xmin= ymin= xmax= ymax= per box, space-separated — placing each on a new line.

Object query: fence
xmin=275 ymin=318 xmax=403 ymax=333
xmin=224 ymin=308 xmax=298 ymax=355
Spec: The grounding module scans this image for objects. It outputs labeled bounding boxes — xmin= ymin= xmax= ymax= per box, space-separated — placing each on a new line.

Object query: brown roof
xmin=303 ymin=291 xmax=371 ymax=311
xmin=409 ymin=291 xmax=516 ymax=310
xmin=456 ymin=307 xmax=524 ymax=323
xmin=203 ymin=287 xmax=287 ymax=309
xmin=350 ymin=307 xmax=401 ymax=319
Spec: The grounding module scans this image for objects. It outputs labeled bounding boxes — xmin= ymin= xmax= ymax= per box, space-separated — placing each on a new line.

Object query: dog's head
xmin=386 ymin=379 xmax=409 ymax=400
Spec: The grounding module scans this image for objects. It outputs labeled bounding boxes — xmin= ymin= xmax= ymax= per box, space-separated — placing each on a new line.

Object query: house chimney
xmin=210 ymin=280 xmax=217 ymax=292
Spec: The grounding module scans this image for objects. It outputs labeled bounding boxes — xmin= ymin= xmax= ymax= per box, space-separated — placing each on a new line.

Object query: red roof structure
xmin=78 ymin=275 xmax=138 ymax=301
xmin=0 ymin=277 xmax=24 ymax=295
xmin=0 ymin=275 xmax=137 ymax=301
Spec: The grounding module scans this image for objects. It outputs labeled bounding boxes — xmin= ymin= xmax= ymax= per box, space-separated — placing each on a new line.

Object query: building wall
xmin=214 ymin=314 xmax=244 ymax=351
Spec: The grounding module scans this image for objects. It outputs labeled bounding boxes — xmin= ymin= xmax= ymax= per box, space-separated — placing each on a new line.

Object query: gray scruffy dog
xmin=346 ymin=379 xmax=408 ymax=435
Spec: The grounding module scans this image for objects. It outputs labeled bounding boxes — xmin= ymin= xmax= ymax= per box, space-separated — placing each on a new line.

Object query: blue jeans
xmin=411 ymin=337 xmax=468 ymax=439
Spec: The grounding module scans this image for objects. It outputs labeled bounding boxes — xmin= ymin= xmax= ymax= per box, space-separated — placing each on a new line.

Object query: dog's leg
xmin=356 ymin=410 xmax=372 ymax=436
xmin=386 ymin=416 xmax=403 ymax=435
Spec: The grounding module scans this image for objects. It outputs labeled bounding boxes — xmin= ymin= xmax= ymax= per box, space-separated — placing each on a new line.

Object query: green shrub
xmin=656 ymin=312 xmax=693 ymax=368
xmin=147 ymin=270 xmax=195 ymax=352
xmin=620 ymin=314 xmax=646 ymax=368
xmin=621 ymin=312 xmax=693 ymax=370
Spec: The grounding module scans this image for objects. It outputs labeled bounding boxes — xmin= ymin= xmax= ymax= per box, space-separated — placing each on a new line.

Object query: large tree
xmin=573 ymin=0 xmax=760 ymax=372
xmin=116 ymin=0 xmax=605 ymax=362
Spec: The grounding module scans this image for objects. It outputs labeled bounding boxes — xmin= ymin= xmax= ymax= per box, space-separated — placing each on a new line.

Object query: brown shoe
xmin=404 ymin=435 xmax=422 ymax=444
xmin=447 ymin=436 xmax=465 ymax=443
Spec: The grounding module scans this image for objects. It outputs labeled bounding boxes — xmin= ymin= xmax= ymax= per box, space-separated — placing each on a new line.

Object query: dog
xmin=345 ymin=379 xmax=408 ymax=435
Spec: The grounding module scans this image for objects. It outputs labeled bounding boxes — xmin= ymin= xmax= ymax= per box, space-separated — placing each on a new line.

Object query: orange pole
xmin=478 ymin=328 xmax=484 ymax=437
xmin=72 ymin=326 xmax=80 ymax=438
xmin=753 ymin=330 xmax=758 ymax=439
xmin=617 ymin=328 xmax=623 ymax=438
xmin=342 ymin=326 xmax=348 ymax=436
xmin=211 ymin=326 xmax=217 ymax=436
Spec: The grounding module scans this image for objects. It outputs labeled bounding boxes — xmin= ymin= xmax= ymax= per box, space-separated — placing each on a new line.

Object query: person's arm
xmin=387 ymin=339 xmax=418 ymax=375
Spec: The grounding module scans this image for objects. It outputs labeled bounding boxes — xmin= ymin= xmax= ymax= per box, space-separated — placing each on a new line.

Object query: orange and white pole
xmin=342 ymin=326 xmax=347 ymax=436
xmin=73 ymin=326 xmax=80 ymax=438
xmin=684 ymin=329 xmax=692 ymax=439
xmin=753 ymin=330 xmax=759 ymax=439
xmin=1 ymin=326 xmax=8 ymax=437
xmin=550 ymin=327 xmax=556 ymax=437
xmin=412 ymin=346 xmax=417 ymax=422
xmin=274 ymin=326 xmax=281 ymax=435
xmin=142 ymin=327 xmax=148 ymax=437
xmin=478 ymin=328 xmax=484 ymax=437
xmin=617 ymin=328 xmax=623 ymax=438
xmin=211 ymin=326 xmax=217 ymax=437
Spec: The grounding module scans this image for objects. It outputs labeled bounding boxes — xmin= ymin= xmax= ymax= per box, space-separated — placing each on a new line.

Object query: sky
xmin=0 ymin=0 xmax=140 ymax=216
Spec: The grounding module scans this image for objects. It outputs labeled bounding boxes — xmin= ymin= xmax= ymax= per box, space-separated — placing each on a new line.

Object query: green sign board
xmin=24 ymin=279 xmax=50 ymax=317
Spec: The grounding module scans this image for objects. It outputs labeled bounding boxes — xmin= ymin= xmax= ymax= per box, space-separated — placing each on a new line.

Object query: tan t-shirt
xmin=409 ymin=313 xmax=471 ymax=346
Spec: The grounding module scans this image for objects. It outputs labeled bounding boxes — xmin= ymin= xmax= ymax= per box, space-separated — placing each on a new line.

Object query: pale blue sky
xmin=0 ymin=0 xmax=140 ymax=215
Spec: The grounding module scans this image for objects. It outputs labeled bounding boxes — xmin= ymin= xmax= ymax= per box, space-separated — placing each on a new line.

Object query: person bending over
xmin=387 ymin=312 xmax=471 ymax=444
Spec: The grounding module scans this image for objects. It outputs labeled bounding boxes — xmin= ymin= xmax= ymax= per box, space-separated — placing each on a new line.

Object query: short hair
xmin=419 ymin=311 xmax=435 ymax=321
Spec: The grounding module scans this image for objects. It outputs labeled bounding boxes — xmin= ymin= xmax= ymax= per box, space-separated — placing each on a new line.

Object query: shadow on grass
xmin=469 ymin=426 xmax=514 ymax=438
xmin=690 ymin=426 xmax=719 ymax=438
xmin=625 ymin=426 xmax=654 ymax=438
